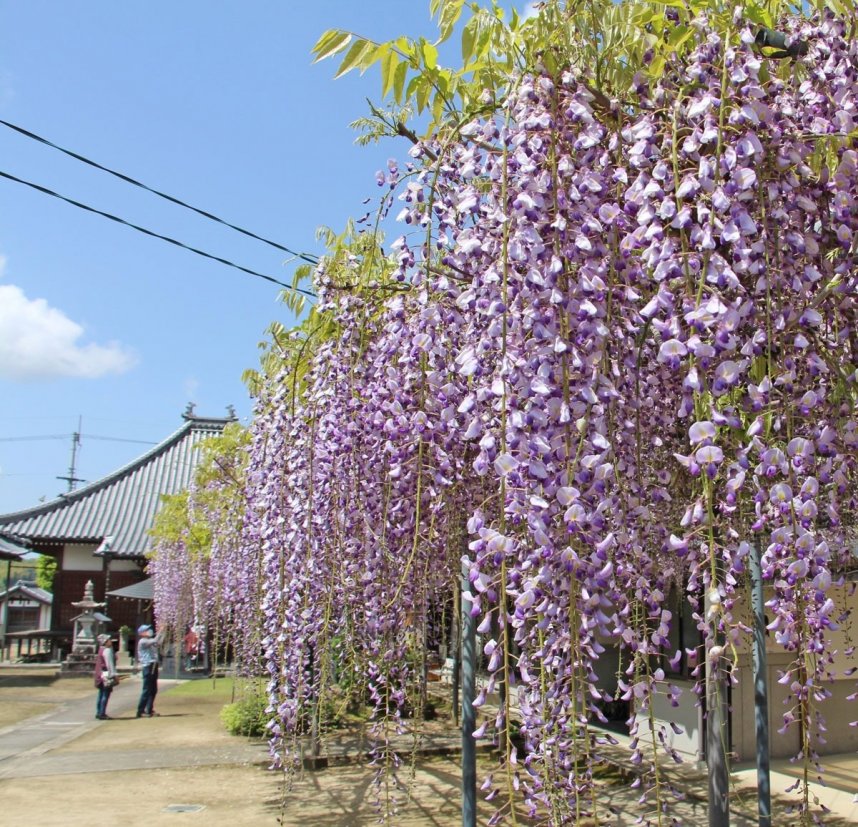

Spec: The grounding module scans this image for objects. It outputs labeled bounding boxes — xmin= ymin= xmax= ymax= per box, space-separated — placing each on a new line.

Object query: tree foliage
xmin=148 ymin=423 xmax=260 ymax=668
xmin=34 ymin=555 xmax=57 ymax=592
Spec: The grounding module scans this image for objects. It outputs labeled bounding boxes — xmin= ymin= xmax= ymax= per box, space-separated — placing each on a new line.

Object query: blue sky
xmin=0 ymin=1 xmax=533 ymax=513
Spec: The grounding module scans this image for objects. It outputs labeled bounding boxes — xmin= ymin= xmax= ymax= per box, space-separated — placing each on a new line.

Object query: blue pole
xmin=705 ymin=587 xmax=730 ymax=827
xmin=461 ymin=559 xmax=476 ymax=827
xmin=750 ymin=542 xmax=771 ymax=826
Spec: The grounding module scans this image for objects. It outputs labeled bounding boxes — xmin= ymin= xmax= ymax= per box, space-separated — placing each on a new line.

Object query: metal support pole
xmin=461 ymin=559 xmax=477 ymax=827
xmin=452 ymin=587 xmax=461 ymax=728
xmin=0 ymin=558 xmax=11 ymax=660
xmin=303 ymin=643 xmax=326 ymax=769
xmin=750 ymin=543 xmax=771 ymax=826
xmin=102 ymin=553 xmax=112 ymax=615
xmin=705 ymin=588 xmax=730 ymax=827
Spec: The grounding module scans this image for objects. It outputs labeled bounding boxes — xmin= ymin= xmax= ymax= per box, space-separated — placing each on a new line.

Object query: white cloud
xmin=0 ymin=282 xmax=136 ymax=380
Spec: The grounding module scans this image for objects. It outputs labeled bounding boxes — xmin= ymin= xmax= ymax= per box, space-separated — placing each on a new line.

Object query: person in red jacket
xmin=94 ymin=633 xmax=118 ymax=720
xmin=183 ymin=625 xmax=200 ymax=670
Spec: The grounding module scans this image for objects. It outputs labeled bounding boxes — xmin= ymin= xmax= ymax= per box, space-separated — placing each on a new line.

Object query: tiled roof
xmin=107 ymin=577 xmax=154 ymax=601
xmin=0 ymin=532 xmax=28 ymax=560
xmin=0 ymin=414 xmax=232 ymax=559
xmin=0 ymin=581 xmax=52 ymax=604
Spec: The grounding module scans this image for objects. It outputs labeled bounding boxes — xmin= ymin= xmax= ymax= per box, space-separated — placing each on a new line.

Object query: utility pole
xmin=57 ymin=418 xmax=84 ymax=492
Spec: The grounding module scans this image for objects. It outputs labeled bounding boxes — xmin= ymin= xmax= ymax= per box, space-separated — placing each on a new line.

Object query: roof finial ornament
xmin=226 ymin=405 xmax=237 ymax=420
xmin=183 ymin=402 xmax=197 ymax=420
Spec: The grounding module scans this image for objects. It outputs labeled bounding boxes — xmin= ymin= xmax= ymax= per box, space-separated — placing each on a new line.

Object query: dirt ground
xmin=1 ymin=667 xmax=856 ymax=826
xmin=0 ymin=669 xmax=92 ymax=728
xmin=0 ymin=753 xmax=515 ymax=827
xmin=0 ymin=668 xmax=506 ymax=827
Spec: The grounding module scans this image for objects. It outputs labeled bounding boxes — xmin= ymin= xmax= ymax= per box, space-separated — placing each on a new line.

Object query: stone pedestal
xmin=60 ymin=580 xmax=111 ymax=676
xmin=61 ymin=649 xmax=100 ymax=675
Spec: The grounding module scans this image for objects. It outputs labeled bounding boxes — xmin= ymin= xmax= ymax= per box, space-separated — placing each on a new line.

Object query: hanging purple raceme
xmin=150 ymin=434 xmax=261 ymax=674
xmin=244 ymin=10 xmax=856 ymax=825
xmin=150 ymin=535 xmax=193 ymax=633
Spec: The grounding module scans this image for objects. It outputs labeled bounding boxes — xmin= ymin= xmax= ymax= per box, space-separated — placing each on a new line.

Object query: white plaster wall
xmin=730 ymin=584 xmax=858 ymax=760
xmin=634 ymin=678 xmax=701 ymax=762
xmin=814 ymin=680 xmax=858 ymax=754
xmin=63 ymin=544 xmax=102 ymax=571
xmin=732 ymin=651 xmax=801 ymax=761
xmin=732 ymin=584 xmax=856 ymax=675
xmin=110 ymin=558 xmax=140 ymax=572
xmin=39 ymin=602 xmax=51 ymax=629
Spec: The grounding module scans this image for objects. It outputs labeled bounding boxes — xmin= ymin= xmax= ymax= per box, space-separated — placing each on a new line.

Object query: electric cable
xmin=0 ymin=118 xmax=319 ymax=265
xmin=0 ymin=434 xmax=155 ymax=445
xmin=84 ymin=435 xmax=156 ymax=445
xmin=0 ymin=170 xmax=316 ymax=296
xmin=0 ymin=435 xmax=68 ymax=442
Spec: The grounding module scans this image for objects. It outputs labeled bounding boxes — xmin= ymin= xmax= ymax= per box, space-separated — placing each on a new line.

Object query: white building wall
xmin=63 ymin=544 xmax=102 ymax=571
xmin=110 ymin=558 xmax=140 ymax=572
xmin=633 ymin=678 xmax=701 ymax=763
xmin=731 ymin=651 xmax=801 ymax=761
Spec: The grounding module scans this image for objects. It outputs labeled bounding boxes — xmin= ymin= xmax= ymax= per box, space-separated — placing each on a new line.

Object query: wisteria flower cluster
xmin=164 ymin=11 xmax=858 ymax=826
xmin=150 ymin=427 xmax=260 ymax=672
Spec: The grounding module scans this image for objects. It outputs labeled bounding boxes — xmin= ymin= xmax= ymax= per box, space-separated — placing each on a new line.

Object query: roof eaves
xmin=0 ymin=582 xmax=52 ymax=603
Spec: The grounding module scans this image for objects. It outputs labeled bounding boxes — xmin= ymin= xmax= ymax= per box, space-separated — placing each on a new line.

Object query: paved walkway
xmin=0 ymin=672 xmax=151 ymax=769
xmin=0 ymin=668 xmax=278 ymax=826
xmin=0 ymin=674 xmax=269 ymax=780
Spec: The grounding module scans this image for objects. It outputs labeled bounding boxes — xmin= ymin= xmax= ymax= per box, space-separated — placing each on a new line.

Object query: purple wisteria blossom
xmin=149 ymin=11 xmax=858 ymax=825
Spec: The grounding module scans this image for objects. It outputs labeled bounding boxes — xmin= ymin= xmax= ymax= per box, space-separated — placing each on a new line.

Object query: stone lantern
xmin=61 ymin=580 xmax=111 ymax=675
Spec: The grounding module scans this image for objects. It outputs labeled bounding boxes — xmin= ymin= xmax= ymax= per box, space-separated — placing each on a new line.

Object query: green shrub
xmin=35 ymin=556 xmax=57 ymax=591
xmin=220 ymin=691 xmax=269 ymax=737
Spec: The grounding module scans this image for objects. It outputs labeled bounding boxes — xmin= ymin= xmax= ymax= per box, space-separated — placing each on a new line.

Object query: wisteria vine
xmin=158 ymin=9 xmax=858 ymax=825
xmin=150 ymin=426 xmax=261 ymax=673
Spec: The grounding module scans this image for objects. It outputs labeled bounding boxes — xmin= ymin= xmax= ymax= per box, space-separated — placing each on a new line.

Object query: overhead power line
xmin=0 ymin=118 xmax=319 ymax=266
xmin=0 ymin=170 xmax=316 ymax=297
xmin=85 ymin=435 xmax=157 ymax=445
xmin=0 ymin=435 xmax=68 ymax=442
xmin=0 ymin=433 xmax=156 ymax=445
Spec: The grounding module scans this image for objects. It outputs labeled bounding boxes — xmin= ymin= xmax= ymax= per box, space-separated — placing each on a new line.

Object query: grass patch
xmin=167 ymin=676 xmax=236 ymax=700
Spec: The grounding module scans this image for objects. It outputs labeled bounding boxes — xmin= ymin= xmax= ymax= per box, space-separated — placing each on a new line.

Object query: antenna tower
xmin=57 ymin=417 xmax=85 ymax=492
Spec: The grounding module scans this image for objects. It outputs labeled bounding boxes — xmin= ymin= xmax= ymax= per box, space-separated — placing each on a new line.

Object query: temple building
xmin=0 ymin=408 xmax=234 ymax=656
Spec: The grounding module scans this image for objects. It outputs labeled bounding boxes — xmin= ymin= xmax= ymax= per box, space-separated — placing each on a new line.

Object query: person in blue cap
xmin=135 ymin=624 xmax=164 ymax=718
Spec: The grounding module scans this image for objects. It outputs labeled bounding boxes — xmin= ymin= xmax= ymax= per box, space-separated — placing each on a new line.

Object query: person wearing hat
xmin=94 ymin=633 xmax=118 ymax=720
xmin=135 ymin=624 xmax=164 ymax=718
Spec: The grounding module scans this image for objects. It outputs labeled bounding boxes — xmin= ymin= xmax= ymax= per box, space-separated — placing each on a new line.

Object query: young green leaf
xmin=421 ymin=40 xmax=439 ymax=69
xmin=461 ymin=18 xmax=476 ymax=65
xmin=381 ymin=48 xmax=399 ymax=98
xmin=437 ymin=0 xmax=464 ymax=43
xmin=312 ymin=30 xmax=352 ymax=63
xmin=334 ymin=39 xmax=374 ymax=79
xmin=393 ymin=60 xmax=409 ymax=104
xmin=667 ymin=24 xmax=694 ymax=51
